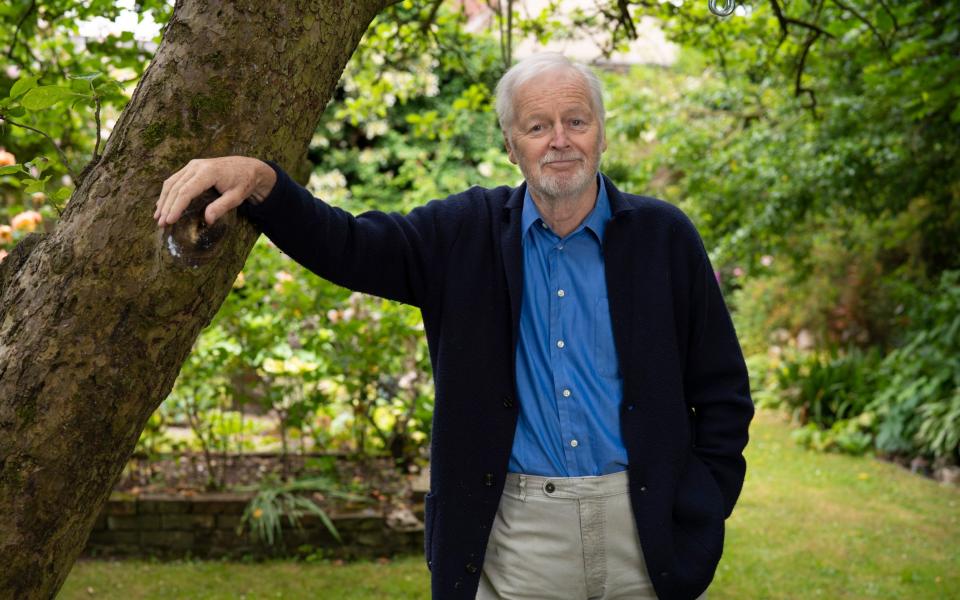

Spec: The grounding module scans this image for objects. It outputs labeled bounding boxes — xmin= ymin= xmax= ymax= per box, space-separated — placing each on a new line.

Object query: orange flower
xmin=0 ymin=224 xmax=12 ymax=244
xmin=0 ymin=149 xmax=15 ymax=167
xmin=10 ymin=210 xmax=42 ymax=232
xmin=0 ymin=249 xmax=7 ymax=263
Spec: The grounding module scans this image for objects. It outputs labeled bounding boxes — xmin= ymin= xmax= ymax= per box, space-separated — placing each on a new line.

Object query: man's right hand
xmin=154 ymin=156 xmax=277 ymax=227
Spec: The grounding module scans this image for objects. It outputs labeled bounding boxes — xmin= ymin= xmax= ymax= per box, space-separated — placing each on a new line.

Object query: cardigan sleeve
xmin=238 ymin=161 xmax=452 ymax=309
xmin=683 ymin=238 xmax=755 ymax=518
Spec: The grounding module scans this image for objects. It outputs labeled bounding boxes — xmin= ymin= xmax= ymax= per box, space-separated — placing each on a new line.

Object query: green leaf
xmin=54 ymin=186 xmax=73 ymax=201
xmin=24 ymin=179 xmax=45 ymax=194
xmin=9 ymin=76 xmax=38 ymax=99
xmin=69 ymin=72 xmax=103 ymax=82
xmin=0 ymin=164 xmax=23 ymax=176
xmin=21 ymin=86 xmax=76 ymax=110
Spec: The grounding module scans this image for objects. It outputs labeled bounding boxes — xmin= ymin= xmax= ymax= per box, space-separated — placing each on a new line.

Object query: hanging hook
xmin=708 ymin=0 xmax=737 ymax=17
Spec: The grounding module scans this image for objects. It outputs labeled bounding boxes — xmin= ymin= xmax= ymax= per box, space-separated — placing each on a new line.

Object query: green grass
xmin=61 ymin=410 xmax=959 ymax=599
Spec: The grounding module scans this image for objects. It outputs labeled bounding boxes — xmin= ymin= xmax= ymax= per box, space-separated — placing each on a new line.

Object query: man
xmin=155 ymin=53 xmax=753 ymax=600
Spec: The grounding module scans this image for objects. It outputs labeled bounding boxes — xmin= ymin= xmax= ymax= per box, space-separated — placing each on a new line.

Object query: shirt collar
xmin=521 ymin=173 xmax=611 ymax=241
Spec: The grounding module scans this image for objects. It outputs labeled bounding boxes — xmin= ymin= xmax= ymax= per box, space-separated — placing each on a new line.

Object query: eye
xmin=571 ymin=119 xmax=585 ymax=127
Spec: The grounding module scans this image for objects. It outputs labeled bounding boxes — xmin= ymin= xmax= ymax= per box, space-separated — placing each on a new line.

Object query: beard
xmin=518 ymin=146 xmax=601 ymax=202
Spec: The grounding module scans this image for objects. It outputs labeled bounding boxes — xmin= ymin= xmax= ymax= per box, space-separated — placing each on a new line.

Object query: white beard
xmin=518 ymin=146 xmax=602 ymax=203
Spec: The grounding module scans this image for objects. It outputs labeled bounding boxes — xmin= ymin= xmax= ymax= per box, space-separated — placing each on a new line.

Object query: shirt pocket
xmin=594 ymin=297 xmax=620 ymax=378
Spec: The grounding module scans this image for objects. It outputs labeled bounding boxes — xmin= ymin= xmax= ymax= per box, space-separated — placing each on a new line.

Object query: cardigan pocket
xmin=594 ymin=297 xmax=620 ymax=378
xmin=424 ymin=491 xmax=438 ymax=570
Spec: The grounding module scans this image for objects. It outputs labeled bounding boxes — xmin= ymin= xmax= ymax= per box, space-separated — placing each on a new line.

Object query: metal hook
xmin=709 ymin=0 xmax=737 ymax=17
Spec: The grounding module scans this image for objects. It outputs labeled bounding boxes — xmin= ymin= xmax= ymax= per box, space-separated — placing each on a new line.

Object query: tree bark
xmin=0 ymin=1 xmax=389 ymax=596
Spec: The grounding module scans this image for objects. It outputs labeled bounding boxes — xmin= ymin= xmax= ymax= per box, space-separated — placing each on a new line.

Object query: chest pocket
xmin=594 ymin=297 xmax=620 ymax=378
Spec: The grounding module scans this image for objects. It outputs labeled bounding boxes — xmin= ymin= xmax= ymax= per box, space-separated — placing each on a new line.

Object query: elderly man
xmin=155 ymin=53 xmax=753 ymax=600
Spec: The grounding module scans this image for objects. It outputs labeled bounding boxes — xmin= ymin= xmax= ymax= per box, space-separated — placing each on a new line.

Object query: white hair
xmin=494 ymin=53 xmax=605 ymax=135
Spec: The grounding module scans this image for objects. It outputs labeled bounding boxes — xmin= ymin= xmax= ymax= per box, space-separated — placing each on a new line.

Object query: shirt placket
xmin=550 ymin=234 xmax=579 ymax=475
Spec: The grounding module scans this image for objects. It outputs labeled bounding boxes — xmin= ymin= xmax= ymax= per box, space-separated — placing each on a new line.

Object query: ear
xmin=503 ymin=133 xmax=518 ymax=165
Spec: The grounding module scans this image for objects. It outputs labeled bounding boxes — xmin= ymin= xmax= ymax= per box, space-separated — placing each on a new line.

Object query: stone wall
xmin=83 ymin=492 xmax=424 ymax=560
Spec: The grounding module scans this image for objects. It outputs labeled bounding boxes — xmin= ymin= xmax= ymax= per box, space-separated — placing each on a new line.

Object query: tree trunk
xmin=0 ymin=1 xmax=389 ymax=596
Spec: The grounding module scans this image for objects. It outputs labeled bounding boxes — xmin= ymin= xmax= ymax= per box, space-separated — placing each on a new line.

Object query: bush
xmin=775 ymin=347 xmax=883 ymax=430
xmin=869 ymin=270 xmax=960 ymax=462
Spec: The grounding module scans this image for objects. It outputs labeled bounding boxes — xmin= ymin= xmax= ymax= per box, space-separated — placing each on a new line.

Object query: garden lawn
xmin=61 ymin=409 xmax=959 ymax=599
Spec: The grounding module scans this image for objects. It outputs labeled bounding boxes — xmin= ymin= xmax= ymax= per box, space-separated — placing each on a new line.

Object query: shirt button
xmin=562 ymin=389 xmax=571 ymax=398
xmin=570 ymin=439 xmax=579 ymax=448
xmin=541 ymin=221 xmax=548 ymax=229
xmin=556 ymin=340 xmax=565 ymax=349
xmin=557 ymin=289 xmax=565 ymax=297
xmin=557 ymin=244 xmax=564 ymax=250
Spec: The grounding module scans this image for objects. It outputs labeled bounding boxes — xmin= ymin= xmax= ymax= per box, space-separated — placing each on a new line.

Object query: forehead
xmin=512 ymin=69 xmax=595 ymax=121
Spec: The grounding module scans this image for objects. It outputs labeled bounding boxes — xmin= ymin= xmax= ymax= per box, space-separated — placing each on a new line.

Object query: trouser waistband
xmin=503 ymin=470 xmax=630 ymax=501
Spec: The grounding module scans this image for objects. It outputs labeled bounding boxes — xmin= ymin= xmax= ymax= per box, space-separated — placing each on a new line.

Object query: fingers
xmin=160 ymin=171 xmax=205 ymax=226
xmin=154 ymin=156 xmax=257 ymax=227
xmin=156 ymin=160 xmax=199 ymax=226
xmin=155 ymin=165 xmax=190 ymax=222
xmin=204 ymin=186 xmax=247 ymax=225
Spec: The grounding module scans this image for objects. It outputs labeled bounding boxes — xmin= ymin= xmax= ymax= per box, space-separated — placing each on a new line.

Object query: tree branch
xmin=0 ymin=113 xmax=77 ymax=181
xmin=6 ymin=0 xmax=37 ymax=60
xmin=830 ymin=0 xmax=889 ymax=54
xmin=795 ymin=31 xmax=820 ymax=115
xmin=768 ymin=0 xmax=835 ymax=40
xmin=876 ymin=0 xmax=899 ymax=32
xmin=615 ymin=0 xmax=638 ymax=40
xmin=419 ymin=0 xmax=443 ymax=34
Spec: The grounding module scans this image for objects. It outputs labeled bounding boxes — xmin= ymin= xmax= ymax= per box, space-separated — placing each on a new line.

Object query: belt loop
xmin=518 ymin=475 xmax=527 ymax=502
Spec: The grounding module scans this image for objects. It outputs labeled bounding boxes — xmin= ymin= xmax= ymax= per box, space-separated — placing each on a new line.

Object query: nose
xmin=550 ymin=123 xmax=570 ymax=149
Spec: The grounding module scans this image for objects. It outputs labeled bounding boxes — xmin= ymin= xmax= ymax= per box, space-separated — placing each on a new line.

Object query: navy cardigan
xmin=241 ymin=163 xmax=754 ymax=600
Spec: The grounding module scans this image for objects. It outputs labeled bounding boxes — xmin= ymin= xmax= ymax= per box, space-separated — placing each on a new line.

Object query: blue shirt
xmin=508 ymin=175 xmax=628 ymax=477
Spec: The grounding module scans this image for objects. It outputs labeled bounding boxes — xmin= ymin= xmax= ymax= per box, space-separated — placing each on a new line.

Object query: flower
xmin=732 ymin=266 xmax=745 ymax=278
xmin=252 ymin=508 xmax=263 ymax=519
xmin=0 ymin=149 xmax=15 ymax=167
xmin=0 ymin=224 xmax=12 ymax=244
xmin=232 ymin=271 xmax=245 ymax=289
xmin=10 ymin=210 xmax=42 ymax=232
xmin=761 ymin=255 xmax=773 ymax=267
xmin=0 ymin=249 xmax=7 ymax=263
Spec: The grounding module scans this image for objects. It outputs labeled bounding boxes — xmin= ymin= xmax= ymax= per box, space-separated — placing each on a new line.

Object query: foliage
xmin=870 ymin=270 xmax=960 ymax=461
xmin=238 ymin=476 xmax=368 ymax=547
xmin=775 ymin=346 xmax=882 ymax=430
xmin=0 ymin=0 xmax=169 ymax=223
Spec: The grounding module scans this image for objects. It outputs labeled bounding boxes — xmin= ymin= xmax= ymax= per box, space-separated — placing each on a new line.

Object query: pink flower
xmin=0 ymin=249 xmax=7 ymax=262
xmin=761 ymin=255 xmax=773 ymax=267
xmin=732 ymin=266 xmax=745 ymax=278
xmin=11 ymin=210 xmax=42 ymax=232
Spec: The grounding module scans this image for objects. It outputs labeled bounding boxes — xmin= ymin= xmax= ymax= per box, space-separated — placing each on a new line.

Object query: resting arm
xmin=684 ymin=245 xmax=755 ymax=518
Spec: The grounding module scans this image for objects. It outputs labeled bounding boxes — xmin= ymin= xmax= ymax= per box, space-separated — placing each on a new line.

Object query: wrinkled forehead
xmin=512 ymin=68 xmax=596 ymax=121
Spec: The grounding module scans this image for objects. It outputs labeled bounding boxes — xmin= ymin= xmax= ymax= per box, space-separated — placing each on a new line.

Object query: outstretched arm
xmin=154 ymin=156 xmax=444 ymax=307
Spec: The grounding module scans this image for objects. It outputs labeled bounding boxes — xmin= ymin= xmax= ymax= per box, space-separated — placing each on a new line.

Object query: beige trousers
xmin=476 ymin=471 xmax=707 ymax=600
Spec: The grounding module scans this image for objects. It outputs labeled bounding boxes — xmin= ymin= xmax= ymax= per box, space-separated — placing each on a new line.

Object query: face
xmin=505 ymin=69 xmax=607 ymax=202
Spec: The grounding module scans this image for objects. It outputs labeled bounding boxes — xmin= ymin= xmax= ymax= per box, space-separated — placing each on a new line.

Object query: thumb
xmin=205 ymin=187 xmax=246 ymax=225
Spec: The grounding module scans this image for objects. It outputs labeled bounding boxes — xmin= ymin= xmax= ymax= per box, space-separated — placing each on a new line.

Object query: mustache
xmin=539 ymin=152 xmax=584 ymax=167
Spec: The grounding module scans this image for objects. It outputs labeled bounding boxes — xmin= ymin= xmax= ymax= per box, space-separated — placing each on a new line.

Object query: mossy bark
xmin=0 ymin=1 xmax=389 ymax=597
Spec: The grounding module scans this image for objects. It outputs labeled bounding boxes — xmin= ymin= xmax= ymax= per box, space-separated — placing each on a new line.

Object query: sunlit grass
xmin=62 ymin=410 xmax=959 ymax=599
